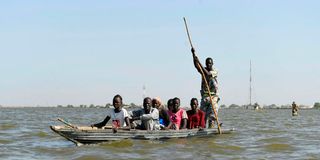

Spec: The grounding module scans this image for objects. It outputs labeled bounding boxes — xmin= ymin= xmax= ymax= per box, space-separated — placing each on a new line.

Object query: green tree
xmin=105 ymin=103 xmax=112 ymax=108
xmin=129 ymin=103 xmax=137 ymax=108
xmin=314 ymin=102 xmax=320 ymax=109
xmin=220 ymin=104 xmax=227 ymax=109
xmin=229 ymin=104 xmax=240 ymax=108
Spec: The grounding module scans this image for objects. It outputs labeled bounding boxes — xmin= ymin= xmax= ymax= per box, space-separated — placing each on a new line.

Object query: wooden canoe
xmin=50 ymin=125 xmax=235 ymax=146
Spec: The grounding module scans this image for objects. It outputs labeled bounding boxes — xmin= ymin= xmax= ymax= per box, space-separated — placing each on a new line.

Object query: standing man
xmin=191 ymin=48 xmax=219 ymax=128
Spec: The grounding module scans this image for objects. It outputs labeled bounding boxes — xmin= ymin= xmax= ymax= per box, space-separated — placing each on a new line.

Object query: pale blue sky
xmin=1 ymin=0 xmax=319 ymax=107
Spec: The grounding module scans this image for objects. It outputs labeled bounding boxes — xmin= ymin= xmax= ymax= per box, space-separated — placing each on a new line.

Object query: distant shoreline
xmin=1 ymin=102 xmax=319 ymax=109
xmin=0 ymin=106 xmax=318 ymax=110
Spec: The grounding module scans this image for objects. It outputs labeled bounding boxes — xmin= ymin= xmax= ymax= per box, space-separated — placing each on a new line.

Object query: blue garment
xmin=159 ymin=118 xmax=165 ymax=125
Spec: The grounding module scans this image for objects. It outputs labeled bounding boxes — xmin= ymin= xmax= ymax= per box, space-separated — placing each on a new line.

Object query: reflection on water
xmin=0 ymin=123 xmax=17 ymax=130
xmin=99 ymin=139 xmax=134 ymax=148
xmin=0 ymin=139 xmax=12 ymax=144
xmin=264 ymin=143 xmax=294 ymax=152
xmin=0 ymin=107 xmax=319 ymax=159
xmin=32 ymin=131 xmax=49 ymax=138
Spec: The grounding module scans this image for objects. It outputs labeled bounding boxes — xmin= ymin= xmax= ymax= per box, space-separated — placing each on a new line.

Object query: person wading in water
xmin=292 ymin=101 xmax=299 ymax=116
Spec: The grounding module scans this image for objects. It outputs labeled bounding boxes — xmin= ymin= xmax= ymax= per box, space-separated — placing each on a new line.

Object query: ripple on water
xmin=256 ymin=129 xmax=285 ymax=134
xmin=264 ymin=143 xmax=294 ymax=152
xmin=33 ymin=145 xmax=76 ymax=157
xmin=284 ymin=121 xmax=294 ymax=127
xmin=32 ymin=131 xmax=49 ymax=138
xmin=305 ymin=153 xmax=320 ymax=160
xmin=99 ymin=139 xmax=134 ymax=148
xmin=0 ymin=139 xmax=12 ymax=144
xmin=73 ymin=155 xmax=105 ymax=160
xmin=207 ymin=141 xmax=245 ymax=155
xmin=258 ymin=137 xmax=290 ymax=143
xmin=0 ymin=124 xmax=17 ymax=130
xmin=17 ymin=131 xmax=50 ymax=143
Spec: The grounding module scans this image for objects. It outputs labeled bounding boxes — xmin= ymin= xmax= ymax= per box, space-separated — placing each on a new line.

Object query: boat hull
xmin=50 ymin=125 xmax=235 ymax=146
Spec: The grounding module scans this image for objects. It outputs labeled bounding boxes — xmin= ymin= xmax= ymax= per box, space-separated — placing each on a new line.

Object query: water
xmin=0 ymin=107 xmax=319 ymax=159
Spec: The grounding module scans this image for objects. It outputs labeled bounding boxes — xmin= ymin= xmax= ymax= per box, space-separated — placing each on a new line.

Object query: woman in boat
xmin=130 ymin=97 xmax=159 ymax=130
xmin=152 ymin=97 xmax=172 ymax=130
xmin=186 ymin=98 xmax=206 ymax=129
xmin=91 ymin=94 xmax=131 ymax=131
xmin=167 ymin=97 xmax=188 ymax=130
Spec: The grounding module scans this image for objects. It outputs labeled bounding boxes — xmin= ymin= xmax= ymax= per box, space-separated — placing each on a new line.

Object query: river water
xmin=0 ymin=107 xmax=319 ymax=160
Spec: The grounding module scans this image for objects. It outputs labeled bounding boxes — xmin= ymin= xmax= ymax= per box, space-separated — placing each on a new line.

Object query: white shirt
xmin=106 ymin=108 xmax=129 ymax=127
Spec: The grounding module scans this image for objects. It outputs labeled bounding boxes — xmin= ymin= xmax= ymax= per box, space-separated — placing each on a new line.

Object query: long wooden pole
xmin=183 ymin=18 xmax=194 ymax=49
xmin=57 ymin=118 xmax=77 ymax=129
xmin=183 ymin=17 xmax=222 ymax=134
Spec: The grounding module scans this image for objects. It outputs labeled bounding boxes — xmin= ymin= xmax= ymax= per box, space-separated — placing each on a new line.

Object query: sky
xmin=1 ymin=0 xmax=320 ymax=107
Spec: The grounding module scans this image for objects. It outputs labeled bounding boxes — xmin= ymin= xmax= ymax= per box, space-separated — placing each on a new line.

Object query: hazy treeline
xmin=56 ymin=103 xmax=141 ymax=109
xmin=1 ymin=102 xmax=319 ymax=109
xmin=55 ymin=102 xmax=320 ymax=109
xmin=221 ymin=102 xmax=320 ymax=109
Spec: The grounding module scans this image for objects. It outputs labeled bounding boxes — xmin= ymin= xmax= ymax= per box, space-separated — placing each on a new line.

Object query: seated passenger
xmin=130 ymin=97 xmax=159 ymax=130
xmin=152 ymin=97 xmax=172 ymax=130
xmin=167 ymin=98 xmax=174 ymax=112
xmin=91 ymin=95 xmax=131 ymax=131
xmin=167 ymin=97 xmax=188 ymax=130
xmin=187 ymin=98 xmax=205 ymax=129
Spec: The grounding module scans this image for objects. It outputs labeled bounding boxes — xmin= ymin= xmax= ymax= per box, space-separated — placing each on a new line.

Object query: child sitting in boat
xmin=167 ymin=99 xmax=174 ymax=112
xmin=91 ymin=94 xmax=131 ymax=131
xmin=130 ymin=97 xmax=160 ymax=130
xmin=152 ymin=97 xmax=172 ymax=130
xmin=186 ymin=98 xmax=206 ymax=129
xmin=167 ymin=97 xmax=188 ymax=130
